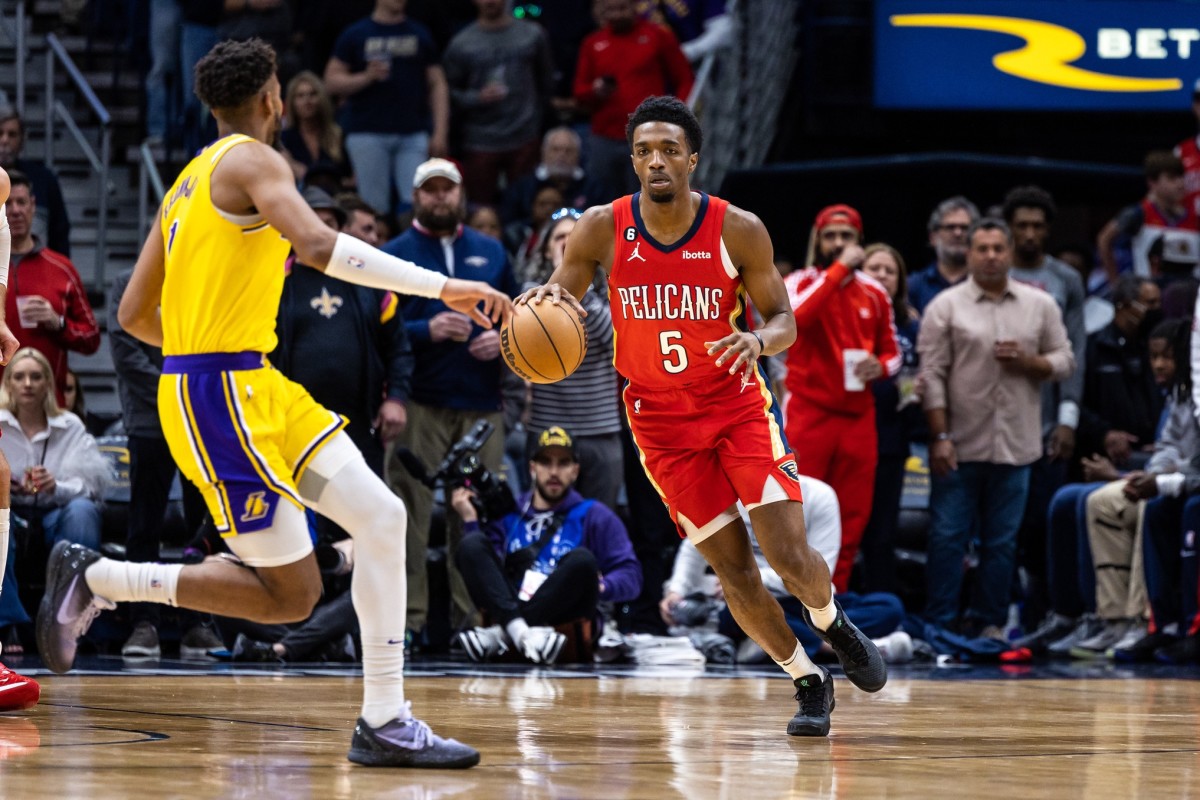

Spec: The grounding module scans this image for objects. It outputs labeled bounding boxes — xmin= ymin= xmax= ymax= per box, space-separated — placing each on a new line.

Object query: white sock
xmin=0 ymin=508 xmax=7 ymax=658
xmin=505 ymin=618 xmax=530 ymax=649
xmin=776 ymin=640 xmax=822 ymax=681
xmin=85 ymin=558 xmax=182 ymax=606
xmin=803 ymin=588 xmax=838 ymax=631
xmin=307 ymin=454 xmax=409 ymax=728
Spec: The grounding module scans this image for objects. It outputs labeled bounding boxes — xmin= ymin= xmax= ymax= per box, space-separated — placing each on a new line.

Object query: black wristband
xmin=750 ymin=331 xmax=765 ymax=356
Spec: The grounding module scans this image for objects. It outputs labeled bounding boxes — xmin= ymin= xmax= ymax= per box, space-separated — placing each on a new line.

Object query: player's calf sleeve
xmin=305 ymin=448 xmax=409 ymax=728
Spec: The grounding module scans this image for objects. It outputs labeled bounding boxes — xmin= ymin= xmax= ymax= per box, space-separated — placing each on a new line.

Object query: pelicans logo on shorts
xmin=241 ymin=491 xmax=271 ymax=523
xmin=777 ymin=459 xmax=801 ymax=483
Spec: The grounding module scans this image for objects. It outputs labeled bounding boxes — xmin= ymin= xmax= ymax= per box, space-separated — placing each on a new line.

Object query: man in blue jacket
xmin=382 ymin=157 xmax=518 ymax=641
xmin=451 ymin=426 xmax=642 ymax=664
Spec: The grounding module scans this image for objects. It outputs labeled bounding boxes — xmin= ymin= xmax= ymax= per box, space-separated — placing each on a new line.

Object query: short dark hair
xmin=6 ymin=169 xmax=31 ymax=193
xmin=194 ymin=38 xmax=277 ymax=112
xmin=967 ymin=216 xmax=1011 ymax=246
xmin=626 ymin=95 xmax=703 ymax=154
xmin=1001 ymin=185 xmax=1057 ymax=225
xmin=0 ymin=108 xmax=22 ymax=134
xmin=1144 ymin=150 xmax=1184 ymax=181
xmin=1110 ymin=275 xmax=1147 ymax=308
xmin=334 ymin=193 xmax=379 ymax=218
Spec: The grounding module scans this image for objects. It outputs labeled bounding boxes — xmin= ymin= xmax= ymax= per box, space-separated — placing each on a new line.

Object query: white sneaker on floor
xmin=1070 ymin=619 xmax=1131 ymax=659
xmin=520 ymin=627 xmax=566 ymax=665
xmin=457 ymin=625 xmax=510 ymax=662
xmin=873 ymin=631 xmax=914 ymax=663
xmin=1105 ymin=620 xmax=1148 ymax=659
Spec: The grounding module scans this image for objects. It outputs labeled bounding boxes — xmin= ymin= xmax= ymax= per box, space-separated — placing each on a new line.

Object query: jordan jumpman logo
xmin=627 ymin=242 xmax=646 ymax=262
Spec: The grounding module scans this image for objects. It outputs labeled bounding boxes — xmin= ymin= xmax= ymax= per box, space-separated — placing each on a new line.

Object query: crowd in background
xmin=1 ymin=0 xmax=1199 ymax=669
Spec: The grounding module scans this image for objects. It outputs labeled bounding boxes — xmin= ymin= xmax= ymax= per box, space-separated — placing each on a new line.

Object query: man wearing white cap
xmin=382 ymin=158 xmax=518 ymax=643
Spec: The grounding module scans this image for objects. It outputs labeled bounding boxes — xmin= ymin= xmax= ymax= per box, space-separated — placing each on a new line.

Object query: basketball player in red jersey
xmin=521 ymin=96 xmax=885 ymax=736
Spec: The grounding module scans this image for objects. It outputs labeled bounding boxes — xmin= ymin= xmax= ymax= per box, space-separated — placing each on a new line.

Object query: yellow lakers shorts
xmin=158 ymin=352 xmax=346 ymax=536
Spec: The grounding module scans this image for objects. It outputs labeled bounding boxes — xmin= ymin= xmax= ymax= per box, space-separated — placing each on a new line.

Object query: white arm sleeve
xmin=0 ymin=204 xmax=9 ymax=286
xmin=324 ymin=232 xmax=448 ymax=298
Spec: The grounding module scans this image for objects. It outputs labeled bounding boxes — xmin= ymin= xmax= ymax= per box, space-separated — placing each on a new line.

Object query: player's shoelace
xmin=795 ymin=680 xmax=827 ymax=716
xmin=829 ymin=622 xmax=869 ymax=665
xmin=73 ymin=599 xmax=108 ymax=640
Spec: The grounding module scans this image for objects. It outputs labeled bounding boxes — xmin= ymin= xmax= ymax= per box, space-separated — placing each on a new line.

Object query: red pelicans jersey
xmin=609 ymin=192 xmax=746 ymax=391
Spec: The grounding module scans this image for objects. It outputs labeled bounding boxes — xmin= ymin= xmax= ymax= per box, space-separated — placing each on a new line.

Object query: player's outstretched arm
xmin=704 ymin=207 xmax=797 ymax=376
xmin=229 ymin=144 xmax=511 ymax=328
xmin=517 ymin=204 xmax=613 ymax=317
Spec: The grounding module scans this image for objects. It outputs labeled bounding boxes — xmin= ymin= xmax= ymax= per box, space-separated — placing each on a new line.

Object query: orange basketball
xmin=500 ymin=301 xmax=587 ymax=384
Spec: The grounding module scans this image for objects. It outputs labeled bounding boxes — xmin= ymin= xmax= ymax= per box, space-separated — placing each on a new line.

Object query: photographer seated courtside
xmin=451 ymin=426 xmax=642 ymax=664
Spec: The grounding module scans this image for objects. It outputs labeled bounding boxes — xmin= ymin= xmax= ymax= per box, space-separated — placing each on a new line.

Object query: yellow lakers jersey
xmin=159 ymin=134 xmax=291 ymax=356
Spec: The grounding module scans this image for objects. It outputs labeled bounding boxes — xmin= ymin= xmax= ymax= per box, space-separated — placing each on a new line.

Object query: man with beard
xmin=784 ymin=204 xmax=901 ymax=593
xmin=2 ymin=171 xmax=99 ymax=406
xmin=522 ymin=96 xmax=888 ymax=738
xmin=908 ymin=196 xmax=979 ymax=314
xmin=450 ymin=426 xmax=641 ymax=664
xmin=0 ymin=110 xmax=70 ymax=256
xmin=1002 ymin=185 xmax=1086 ymax=625
xmin=382 ymin=158 xmax=518 ymax=642
xmin=919 ymin=219 xmax=1073 ymax=638
xmin=42 ymin=39 xmax=512 ymax=768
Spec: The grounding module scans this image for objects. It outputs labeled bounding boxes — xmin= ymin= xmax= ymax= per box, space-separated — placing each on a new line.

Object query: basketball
xmin=500 ymin=301 xmax=587 ymax=384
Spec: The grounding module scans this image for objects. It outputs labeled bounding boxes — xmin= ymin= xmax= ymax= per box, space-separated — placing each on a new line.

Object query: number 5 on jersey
xmin=660 ymin=330 xmax=687 ymax=374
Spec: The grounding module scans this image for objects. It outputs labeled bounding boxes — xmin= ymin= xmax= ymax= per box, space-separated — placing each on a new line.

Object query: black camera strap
xmin=507 ymin=509 xmax=567 ymax=572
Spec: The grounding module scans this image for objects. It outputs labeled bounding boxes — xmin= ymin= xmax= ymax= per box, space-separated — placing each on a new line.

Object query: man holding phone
xmin=917 ymin=218 xmax=1074 ymax=638
xmin=573 ymin=0 xmax=694 ymax=196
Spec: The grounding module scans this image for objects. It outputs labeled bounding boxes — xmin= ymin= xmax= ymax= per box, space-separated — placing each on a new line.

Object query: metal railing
xmin=138 ymin=140 xmax=166 ymax=244
xmin=44 ymin=33 xmax=112 ymax=288
xmin=0 ymin=2 xmax=27 ymax=114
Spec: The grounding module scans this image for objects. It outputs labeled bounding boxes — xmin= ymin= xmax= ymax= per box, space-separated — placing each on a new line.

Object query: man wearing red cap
xmin=784 ymin=204 xmax=901 ymax=592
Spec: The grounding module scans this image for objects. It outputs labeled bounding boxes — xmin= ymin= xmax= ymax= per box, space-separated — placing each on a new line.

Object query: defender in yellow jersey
xmin=36 ymin=39 xmax=511 ymax=768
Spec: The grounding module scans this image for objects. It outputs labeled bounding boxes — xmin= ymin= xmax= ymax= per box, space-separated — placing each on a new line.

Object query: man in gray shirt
xmin=919 ymin=218 xmax=1074 ymax=637
xmin=443 ymin=0 xmax=555 ymax=206
xmin=1002 ymin=185 xmax=1087 ymax=626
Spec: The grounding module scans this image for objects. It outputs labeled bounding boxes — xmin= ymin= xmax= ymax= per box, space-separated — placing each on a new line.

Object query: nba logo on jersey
xmin=777 ymin=459 xmax=801 ymax=483
xmin=241 ymin=491 xmax=271 ymax=523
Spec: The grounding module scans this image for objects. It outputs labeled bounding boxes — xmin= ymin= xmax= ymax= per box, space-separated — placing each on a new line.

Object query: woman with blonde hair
xmin=0 ymin=347 xmax=109 ymax=655
xmin=281 ymin=71 xmax=349 ymax=187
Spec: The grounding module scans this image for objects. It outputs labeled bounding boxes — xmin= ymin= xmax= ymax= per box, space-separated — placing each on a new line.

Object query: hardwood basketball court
xmin=2 ymin=660 xmax=1197 ymax=798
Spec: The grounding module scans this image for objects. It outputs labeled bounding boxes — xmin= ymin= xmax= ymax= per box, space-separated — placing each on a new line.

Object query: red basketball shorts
xmin=623 ymin=372 xmax=803 ymax=538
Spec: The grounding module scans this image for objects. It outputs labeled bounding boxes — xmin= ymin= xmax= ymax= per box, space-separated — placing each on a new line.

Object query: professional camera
xmin=396 ymin=419 xmax=515 ymax=523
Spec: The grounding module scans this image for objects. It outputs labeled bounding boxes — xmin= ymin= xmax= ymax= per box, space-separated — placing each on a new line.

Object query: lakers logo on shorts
xmin=241 ymin=491 xmax=271 ymax=523
xmin=777 ymin=459 xmax=801 ymax=483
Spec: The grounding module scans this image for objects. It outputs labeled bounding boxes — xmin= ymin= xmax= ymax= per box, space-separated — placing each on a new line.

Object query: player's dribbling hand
xmin=517 ymin=283 xmax=588 ymax=318
xmin=0 ymin=321 xmax=19 ymax=365
xmin=706 ymin=331 xmax=761 ymax=379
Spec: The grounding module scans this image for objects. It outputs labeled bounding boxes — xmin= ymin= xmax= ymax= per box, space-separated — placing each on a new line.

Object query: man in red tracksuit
xmin=3 ymin=171 xmax=99 ymax=407
xmin=784 ymin=205 xmax=900 ymax=591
